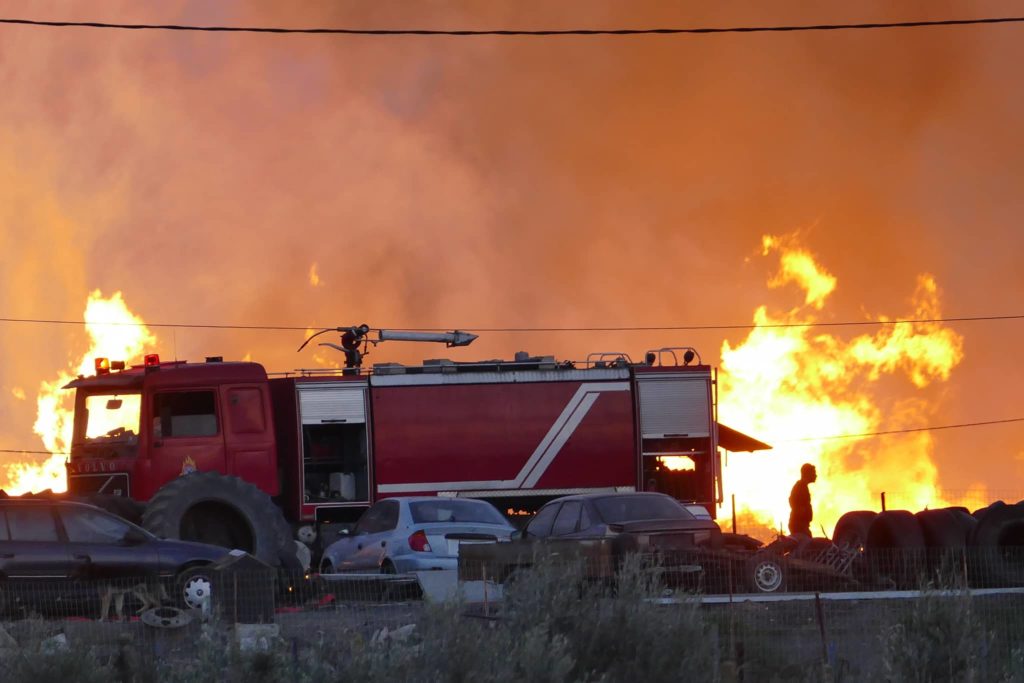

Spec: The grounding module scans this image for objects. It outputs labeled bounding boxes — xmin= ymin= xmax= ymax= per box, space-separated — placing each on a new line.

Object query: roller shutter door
xmin=297 ymin=386 xmax=366 ymax=424
xmin=637 ymin=378 xmax=710 ymax=438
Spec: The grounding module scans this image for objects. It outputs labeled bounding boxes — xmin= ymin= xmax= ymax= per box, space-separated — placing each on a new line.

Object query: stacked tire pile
xmin=833 ymin=501 xmax=1024 ymax=588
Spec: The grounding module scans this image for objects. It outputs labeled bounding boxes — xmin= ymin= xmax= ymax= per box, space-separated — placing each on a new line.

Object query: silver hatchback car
xmin=320 ymin=497 xmax=515 ymax=574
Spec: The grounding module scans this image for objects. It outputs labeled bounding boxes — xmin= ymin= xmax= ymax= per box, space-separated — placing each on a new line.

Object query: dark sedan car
xmin=460 ymin=492 xmax=723 ymax=586
xmin=0 ymin=499 xmax=229 ymax=616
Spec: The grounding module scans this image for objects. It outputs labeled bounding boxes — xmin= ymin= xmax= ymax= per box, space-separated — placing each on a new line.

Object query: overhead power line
xmin=0 ymin=314 xmax=1022 ymax=334
xmin=0 ymin=16 xmax=1023 ymax=37
xmin=789 ymin=417 xmax=1024 ymax=442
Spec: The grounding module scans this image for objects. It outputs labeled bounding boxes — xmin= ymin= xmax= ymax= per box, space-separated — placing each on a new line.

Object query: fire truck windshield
xmin=82 ymin=393 xmax=141 ymax=444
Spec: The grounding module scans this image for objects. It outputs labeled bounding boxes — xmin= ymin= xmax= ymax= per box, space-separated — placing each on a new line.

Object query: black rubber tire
xmin=916 ymin=509 xmax=969 ymax=549
xmin=967 ymin=501 xmax=1024 ymax=587
xmin=745 ymin=552 xmax=787 ymax=594
xmin=867 ymin=511 xmax=925 ymax=549
xmin=142 ymin=472 xmax=291 ymax=566
xmin=866 ymin=510 xmax=926 ymax=588
xmin=973 ymin=501 xmax=1005 ymax=524
xmin=945 ymin=507 xmax=979 ymax=538
xmin=833 ymin=511 xmax=878 ymax=551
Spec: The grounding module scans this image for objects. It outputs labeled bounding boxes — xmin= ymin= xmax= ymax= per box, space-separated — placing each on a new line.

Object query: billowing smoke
xmin=1 ymin=1 xmax=1022 ymax=496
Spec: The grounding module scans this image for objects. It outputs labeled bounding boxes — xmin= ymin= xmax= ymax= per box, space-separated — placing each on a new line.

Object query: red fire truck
xmin=62 ymin=326 xmax=768 ymax=566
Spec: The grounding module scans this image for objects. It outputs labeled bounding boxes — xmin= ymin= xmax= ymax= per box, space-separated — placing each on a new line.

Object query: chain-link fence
xmin=2 ymin=548 xmax=1023 ymax=681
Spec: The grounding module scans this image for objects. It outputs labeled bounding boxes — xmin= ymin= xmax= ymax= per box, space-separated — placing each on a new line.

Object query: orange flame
xmin=718 ymin=235 xmax=975 ymax=539
xmin=1 ymin=291 xmax=155 ymax=495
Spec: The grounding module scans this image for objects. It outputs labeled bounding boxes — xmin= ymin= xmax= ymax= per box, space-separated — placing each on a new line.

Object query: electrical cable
xmin=786 ymin=417 xmax=1024 ymax=442
xmin=0 ymin=16 xmax=1023 ymax=37
xmin=0 ymin=314 xmax=1022 ymax=333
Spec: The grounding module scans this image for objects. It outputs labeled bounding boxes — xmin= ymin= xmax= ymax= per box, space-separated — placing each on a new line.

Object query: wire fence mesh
xmin=1 ymin=547 xmax=1023 ymax=681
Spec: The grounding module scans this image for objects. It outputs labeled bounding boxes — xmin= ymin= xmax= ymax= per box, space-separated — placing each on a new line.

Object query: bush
xmin=880 ymin=590 xmax=992 ymax=683
xmin=0 ymin=647 xmax=110 ymax=683
xmin=290 ymin=556 xmax=715 ymax=682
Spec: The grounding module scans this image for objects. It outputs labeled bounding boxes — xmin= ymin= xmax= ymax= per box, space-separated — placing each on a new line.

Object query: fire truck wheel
xmin=746 ymin=552 xmax=786 ymax=593
xmin=832 ymin=511 xmax=877 ymax=552
xmin=142 ymin=472 xmax=292 ymax=566
xmin=967 ymin=501 xmax=1024 ymax=587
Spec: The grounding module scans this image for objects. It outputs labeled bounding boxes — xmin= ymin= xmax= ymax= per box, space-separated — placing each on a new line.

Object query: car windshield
xmin=593 ymin=495 xmax=694 ymax=523
xmin=82 ymin=393 xmax=141 ymax=444
xmin=410 ymin=500 xmax=508 ymax=526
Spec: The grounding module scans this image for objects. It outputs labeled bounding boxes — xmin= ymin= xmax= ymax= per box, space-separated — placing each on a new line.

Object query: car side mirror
xmin=122 ymin=528 xmax=149 ymax=546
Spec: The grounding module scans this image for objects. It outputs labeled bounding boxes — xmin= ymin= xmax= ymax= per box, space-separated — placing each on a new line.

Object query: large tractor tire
xmin=832 ymin=510 xmax=877 ymax=552
xmin=142 ymin=472 xmax=291 ymax=566
xmin=865 ymin=510 xmax=926 ymax=588
xmin=967 ymin=501 xmax=1024 ymax=587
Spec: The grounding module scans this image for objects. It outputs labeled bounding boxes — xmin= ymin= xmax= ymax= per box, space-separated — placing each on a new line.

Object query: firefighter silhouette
xmin=788 ymin=463 xmax=817 ymax=538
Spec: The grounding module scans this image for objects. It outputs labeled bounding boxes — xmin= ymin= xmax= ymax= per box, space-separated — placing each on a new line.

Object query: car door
xmin=524 ymin=503 xmax=560 ymax=540
xmin=548 ymin=501 xmax=586 ymax=556
xmin=329 ymin=504 xmax=384 ymax=571
xmin=347 ymin=500 xmax=400 ymax=572
xmin=550 ymin=502 xmax=583 ymax=539
xmin=58 ymin=506 xmax=159 ymax=582
xmin=1 ymin=505 xmax=71 ymax=607
xmin=146 ymin=388 xmax=227 ymax=495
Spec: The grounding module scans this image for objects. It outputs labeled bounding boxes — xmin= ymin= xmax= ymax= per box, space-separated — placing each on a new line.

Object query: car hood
xmin=152 ymin=538 xmax=232 ymax=562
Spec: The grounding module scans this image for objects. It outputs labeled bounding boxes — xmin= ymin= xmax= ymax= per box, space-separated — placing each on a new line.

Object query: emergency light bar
xmin=94 ymin=358 xmax=128 ymax=374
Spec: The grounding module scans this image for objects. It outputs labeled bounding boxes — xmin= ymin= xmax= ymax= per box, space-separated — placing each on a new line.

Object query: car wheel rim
xmin=753 ymin=561 xmax=782 ymax=592
xmin=183 ymin=575 xmax=212 ymax=610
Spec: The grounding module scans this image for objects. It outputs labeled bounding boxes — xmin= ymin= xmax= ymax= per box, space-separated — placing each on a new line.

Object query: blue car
xmin=320 ymin=497 xmax=515 ymax=574
xmin=0 ymin=498 xmax=230 ymax=615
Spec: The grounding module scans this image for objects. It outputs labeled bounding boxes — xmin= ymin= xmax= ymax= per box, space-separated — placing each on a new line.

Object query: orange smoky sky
xmin=1 ymin=2 xmax=1022 ymax=504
